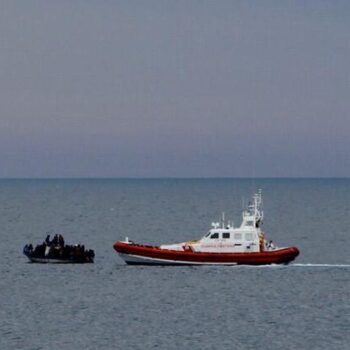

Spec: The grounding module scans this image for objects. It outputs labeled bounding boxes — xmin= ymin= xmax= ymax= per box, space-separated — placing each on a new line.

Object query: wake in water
xmin=291 ymin=263 xmax=350 ymax=268
xmin=233 ymin=263 xmax=350 ymax=269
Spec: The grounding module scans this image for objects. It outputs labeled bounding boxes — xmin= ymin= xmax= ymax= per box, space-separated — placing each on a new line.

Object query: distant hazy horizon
xmin=0 ymin=176 xmax=349 ymax=180
xmin=1 ymin=1 xmax=349 ymax=178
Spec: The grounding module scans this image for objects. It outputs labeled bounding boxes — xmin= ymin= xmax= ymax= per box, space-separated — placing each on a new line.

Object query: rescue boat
xmin=113 ymin=191 xmax=299 ymax=265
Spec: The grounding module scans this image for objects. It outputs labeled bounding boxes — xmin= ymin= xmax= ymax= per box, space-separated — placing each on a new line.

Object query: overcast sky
xmin=0 ymin=1 xmax=349 ymax=177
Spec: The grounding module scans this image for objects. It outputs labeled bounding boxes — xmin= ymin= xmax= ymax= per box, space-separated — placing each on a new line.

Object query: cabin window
xmin=210 ymin=233 xmax=219 ymax=239
xmin=223 ymin=232 xmax=230 ymax=239
xmin=245 ymin=233 xmax=253 ymax=241
xmin=246 ymin=221 xmax=254 ymax=226
xmin=234 ymin=233 xmax=242 ymax=240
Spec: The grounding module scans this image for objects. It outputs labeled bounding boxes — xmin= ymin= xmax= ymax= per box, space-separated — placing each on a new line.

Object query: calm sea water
xmin=0 ymin=179 xmax=349 ymax=350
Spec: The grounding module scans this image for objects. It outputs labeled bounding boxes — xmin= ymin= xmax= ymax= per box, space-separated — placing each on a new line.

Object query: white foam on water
xmin=291 ymin=263 xmax=350 ymax=268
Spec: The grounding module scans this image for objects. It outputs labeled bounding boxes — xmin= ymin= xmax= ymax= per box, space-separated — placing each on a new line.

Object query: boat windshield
xmin=205 ymin=231 xmax=211 ymax=237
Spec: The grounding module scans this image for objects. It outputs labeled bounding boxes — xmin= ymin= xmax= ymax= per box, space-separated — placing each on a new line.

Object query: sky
xmin=0 ymin=0 xmax=349 ymax=177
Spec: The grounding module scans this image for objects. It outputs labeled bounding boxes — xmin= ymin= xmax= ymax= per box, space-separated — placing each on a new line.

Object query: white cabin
xmin=160 ymin=190 xmax=270 ymax=253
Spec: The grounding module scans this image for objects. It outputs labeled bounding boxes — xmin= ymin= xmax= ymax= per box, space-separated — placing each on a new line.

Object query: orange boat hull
xmin=114 ymin=241 xmax=300 ymax=265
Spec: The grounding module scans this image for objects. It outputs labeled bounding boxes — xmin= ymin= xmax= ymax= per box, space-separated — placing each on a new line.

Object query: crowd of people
xmin=23 ymin=234 xmax=95 ymax=262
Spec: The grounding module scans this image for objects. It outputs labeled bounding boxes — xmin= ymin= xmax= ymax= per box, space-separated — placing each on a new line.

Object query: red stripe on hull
xmin=113 ymin=242 xmax=300 ymax=265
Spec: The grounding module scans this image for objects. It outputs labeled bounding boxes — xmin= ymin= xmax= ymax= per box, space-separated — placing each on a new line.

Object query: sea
xmin=0 ymin=178 xmax=349 ymax=350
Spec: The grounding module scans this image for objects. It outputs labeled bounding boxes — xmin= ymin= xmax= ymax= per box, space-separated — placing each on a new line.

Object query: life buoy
xmin=183 ymin=244 xmax=193 ymax=252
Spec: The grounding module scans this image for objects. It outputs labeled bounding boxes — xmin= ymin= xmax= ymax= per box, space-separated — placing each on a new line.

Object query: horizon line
xmin=0 ymin=176 xmax=349 ymax=180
